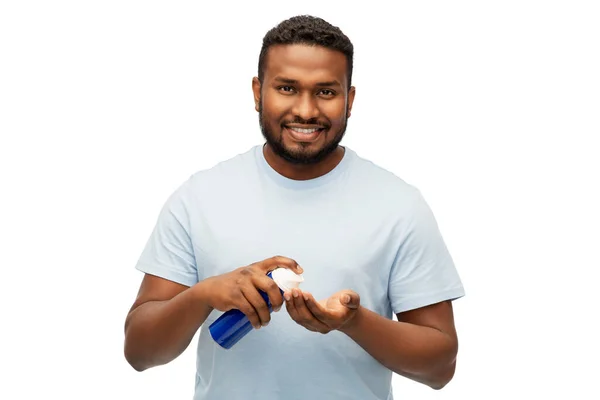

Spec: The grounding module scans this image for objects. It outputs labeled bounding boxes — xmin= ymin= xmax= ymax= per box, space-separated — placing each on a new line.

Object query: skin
xmin=124 ymin=43 xmax=459 ymax=390
xmin=252 ymin=44 xmax=356 ymax=180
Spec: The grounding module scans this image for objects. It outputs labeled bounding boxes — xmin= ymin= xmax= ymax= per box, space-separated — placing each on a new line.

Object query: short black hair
xmin=258 ymin=15 xmax=354 ymax=88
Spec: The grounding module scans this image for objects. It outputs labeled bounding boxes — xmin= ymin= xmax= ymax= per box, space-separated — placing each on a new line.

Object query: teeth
xmin=290 ymin=127 xmax=319 ymax=134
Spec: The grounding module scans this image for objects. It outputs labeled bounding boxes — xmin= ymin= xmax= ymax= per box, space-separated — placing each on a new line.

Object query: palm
xmin=318 ymin=291 xmax=352 ymax=315
xmin=287 ymin=289 xmax=359 ymax=333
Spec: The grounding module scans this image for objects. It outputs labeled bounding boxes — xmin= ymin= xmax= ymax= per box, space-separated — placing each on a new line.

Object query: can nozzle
xmin=271 ymin=267 xmax=304 ymax=292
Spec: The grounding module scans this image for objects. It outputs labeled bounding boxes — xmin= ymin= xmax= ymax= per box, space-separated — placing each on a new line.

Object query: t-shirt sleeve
xmin=388 ymin=190 xmax=465 ymax=314
xmin=134 ymin=182 xmax=200 ymax=287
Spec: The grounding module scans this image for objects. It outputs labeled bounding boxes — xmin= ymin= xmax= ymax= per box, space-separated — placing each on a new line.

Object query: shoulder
xmin=345 ymin=148 xmax=422 ymax=208
xmin=165 ymin=146 xmax=260 ymax=207
xmin=188 ymin=146 xmax=259 ymax=186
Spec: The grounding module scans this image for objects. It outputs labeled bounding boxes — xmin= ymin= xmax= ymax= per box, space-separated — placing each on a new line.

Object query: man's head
xmin=253 ymin=15 xmax=356 ymax=166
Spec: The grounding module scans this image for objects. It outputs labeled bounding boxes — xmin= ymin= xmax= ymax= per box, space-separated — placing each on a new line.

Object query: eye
xmin=278 ymin=86 xmax=296 ymax=94
xmin=318 ymin=89 xmax=336 ymax=97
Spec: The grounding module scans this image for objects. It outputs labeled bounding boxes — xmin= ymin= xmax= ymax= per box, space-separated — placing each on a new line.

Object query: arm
xmin=125 ymin=256 xmax=304 ymax=372
xmin=124 ymin=274 xmax=213 ymax=372
xmin=287 ymin=290 xmax=458 ymax=390
xmin=339 ymin=300 xmax=458 ymax=389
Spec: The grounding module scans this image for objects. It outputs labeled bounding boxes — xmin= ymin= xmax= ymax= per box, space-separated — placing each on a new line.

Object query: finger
xmin=291 ymin=289 xmax=329 ymax=332
xmin=236 ymin=296 xmax=262 ymax=330
xmin=340 ymin=291 xmax=360 ymax=310
xmin=284 ymin=291 xmax=299 ymax=320
xmin=240 ymin=286 xmax=271 ymax=328
xmin=292 ymin=289 xmax=313 ymax=321
xmin=284 ymin=291 xmax=317 ymax=332
xmin=303 ymin=292 xmax=329 ymax=320
xmin=253 ymin=274 xmax=284 ymax=312
xmin=257 ymin=255 xmax=304 ymax=274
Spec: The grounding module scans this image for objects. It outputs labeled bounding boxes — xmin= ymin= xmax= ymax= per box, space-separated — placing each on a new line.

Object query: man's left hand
xmin=284 ymin=288 xmax=360 ymax=334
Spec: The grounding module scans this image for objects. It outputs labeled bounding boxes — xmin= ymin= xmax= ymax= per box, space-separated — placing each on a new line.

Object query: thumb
xmin=341 ymin=291 xmax=360 ymax=309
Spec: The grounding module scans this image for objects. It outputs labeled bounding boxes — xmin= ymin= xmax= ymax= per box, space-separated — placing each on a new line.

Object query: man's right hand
xmin=199 ymin=256 xmax=303 ymax=329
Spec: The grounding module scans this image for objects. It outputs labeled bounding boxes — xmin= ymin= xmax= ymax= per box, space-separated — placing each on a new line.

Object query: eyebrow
xmin=273 ymin=77 xmax=342 ymax=87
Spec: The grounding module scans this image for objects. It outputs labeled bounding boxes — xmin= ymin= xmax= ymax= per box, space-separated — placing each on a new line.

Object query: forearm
xmin=124 ymin=280 xmax=213 ymax=371
xmin=339 ymin=306 xmax=458 ymax=389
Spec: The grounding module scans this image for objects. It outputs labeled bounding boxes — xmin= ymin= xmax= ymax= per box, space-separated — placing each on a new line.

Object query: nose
xmin=291 ymin=92 xmax=320 ymax=121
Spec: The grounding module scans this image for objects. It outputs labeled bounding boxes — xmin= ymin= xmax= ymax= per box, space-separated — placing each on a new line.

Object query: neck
xmin=263 ymin=144 xmax=345 ymax=181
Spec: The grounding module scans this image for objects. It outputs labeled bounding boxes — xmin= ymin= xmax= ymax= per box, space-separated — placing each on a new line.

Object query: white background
xmin=1 ymin=1 xmax=599 ymax=399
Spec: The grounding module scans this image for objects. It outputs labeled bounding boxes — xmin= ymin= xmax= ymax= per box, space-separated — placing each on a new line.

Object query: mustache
xmin=281 ymin=117 xmax=330 ymax=128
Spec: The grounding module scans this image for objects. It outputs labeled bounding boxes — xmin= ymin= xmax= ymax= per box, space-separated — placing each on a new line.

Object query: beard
xmin=258 ymin=104 xmax=348 ymax=165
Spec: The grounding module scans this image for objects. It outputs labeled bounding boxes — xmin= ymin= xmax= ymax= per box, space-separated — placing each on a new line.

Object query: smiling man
xmin=124 ymin=15 xmax=465 ymax=400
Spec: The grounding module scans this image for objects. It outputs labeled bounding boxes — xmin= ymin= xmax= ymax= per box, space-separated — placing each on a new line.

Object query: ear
xmin=346 ymin=86 xmax=356 ymax=118
xmin=252 ymin=77 xmax=261 ymax=112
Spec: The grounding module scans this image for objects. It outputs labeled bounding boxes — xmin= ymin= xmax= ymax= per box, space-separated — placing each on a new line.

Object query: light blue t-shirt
xmin=135 ymin=144 xmax=465 ymax=400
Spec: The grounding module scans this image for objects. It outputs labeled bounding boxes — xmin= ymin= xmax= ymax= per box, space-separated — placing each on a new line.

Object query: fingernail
xmin=292 ymin=290 xmax=299 ymax=298
xmin=284 ymin=293 xmax=291 ymax=301
xmin=303 ymin=294 xmax=309 ymax=301
xmin=263 ymin=322 xmax=269 ymax=327
xmin=297 ymin=265 xmax=304 ymax=273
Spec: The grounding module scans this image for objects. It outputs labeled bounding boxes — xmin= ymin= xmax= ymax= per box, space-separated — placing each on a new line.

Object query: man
xmin=124 ymin=15 xmax=465 ymax=400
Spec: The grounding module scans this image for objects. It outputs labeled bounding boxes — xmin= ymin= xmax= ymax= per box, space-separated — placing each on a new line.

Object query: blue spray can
xmin=209 ymin=268 xmax=304 ymax=349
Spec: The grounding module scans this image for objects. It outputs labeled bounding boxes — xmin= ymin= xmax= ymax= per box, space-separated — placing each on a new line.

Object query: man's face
xmin=253 ymin=44 xmax=356 ymax=165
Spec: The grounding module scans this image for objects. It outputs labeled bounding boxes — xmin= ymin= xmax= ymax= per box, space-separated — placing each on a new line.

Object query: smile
xmin=284 ymin=126 xmax=325 ymax=142
xmin=290 ymin=127 xmax=320 ymax=134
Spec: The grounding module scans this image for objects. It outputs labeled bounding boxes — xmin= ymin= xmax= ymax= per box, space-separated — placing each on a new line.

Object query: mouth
xmin=284 ymin=125 xmax=326 ymax=143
